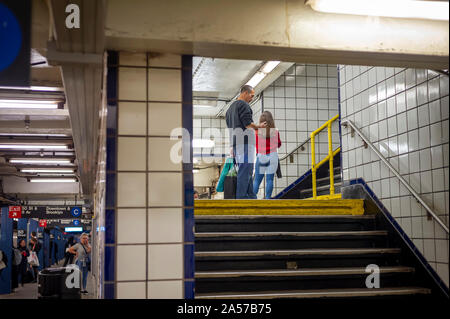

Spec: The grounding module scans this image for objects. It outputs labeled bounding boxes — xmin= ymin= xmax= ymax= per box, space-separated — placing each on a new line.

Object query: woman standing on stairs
xmin=253 ymin=111 xmax=282 ymax=199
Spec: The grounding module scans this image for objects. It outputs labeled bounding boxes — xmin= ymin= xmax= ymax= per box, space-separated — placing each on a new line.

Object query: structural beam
xmin=106 ymin=0 xmax=449 ymax=69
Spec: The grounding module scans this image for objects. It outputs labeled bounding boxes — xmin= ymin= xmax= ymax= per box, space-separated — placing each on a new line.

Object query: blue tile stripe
xmin=182 ymin=55 xmax=195 ymax=299
xmin=104 ymin=50 xmax=118 ymax=299
xmin=344 ymin=178 xmax=449 ymax=295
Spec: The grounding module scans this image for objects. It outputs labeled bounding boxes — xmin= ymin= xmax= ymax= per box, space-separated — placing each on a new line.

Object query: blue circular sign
xmin=73 ymin=220 xmax=80 ymax=226
xmin=0 ymin=3 xmax=22 ymax=72
xmin=71 ymin=207 xmax=82 ymax=217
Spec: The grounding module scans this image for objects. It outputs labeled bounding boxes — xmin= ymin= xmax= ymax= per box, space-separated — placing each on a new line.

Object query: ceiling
xmin=193 ymin=57 xmax=294 ymax=117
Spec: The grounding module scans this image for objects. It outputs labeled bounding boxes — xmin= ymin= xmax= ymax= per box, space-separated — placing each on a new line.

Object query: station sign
xmin=18 ymin=206 xmax=84 ymax=219
xmin=8 ymin=206 xmax=22 ymax=218
xmin=17 ymin=229 xmax=26 ymax=237
xmin=45 ymin=218 xmax=92 ymax=228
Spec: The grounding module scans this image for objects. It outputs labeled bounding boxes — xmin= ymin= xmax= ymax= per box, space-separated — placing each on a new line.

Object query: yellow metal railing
xmin=310 ymin=114 xmax=341 ymax=199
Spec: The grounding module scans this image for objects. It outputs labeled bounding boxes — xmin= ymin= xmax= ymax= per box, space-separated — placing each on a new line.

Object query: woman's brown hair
xmin=259 ymin=111 xmax=276 ymax=137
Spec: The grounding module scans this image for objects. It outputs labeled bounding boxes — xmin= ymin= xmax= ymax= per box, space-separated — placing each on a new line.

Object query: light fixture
xmin=246 ymin=61 xmax=281 ymax=88
xmin=0 ymin=144 xmax=68 ymax=150
xmin=306 ymin=0 xmax=449 ymax=21
xmin=0 ymin=133 xmax=70 ymax=137
xmin=246 ymin=72 xmax=267 ymax=88
xmin=30 ymin=178 xmax=77 ymax=183
xmin=21 ymin=168 xmax=75 ymax=173
xmin=193 ymin=139 xmax=215 ymax=148
xmin=193 ymin=169 xmax=200 ymax=173
xmin=0 ymin=86 xmax=63 ymax=92
xmin=9 ymin=158 xmax=72 ymax=164
xmin=262 ymin=61 xmax=281 ymax=73
xmin=0 ymin=99 xmax=60 ymax=109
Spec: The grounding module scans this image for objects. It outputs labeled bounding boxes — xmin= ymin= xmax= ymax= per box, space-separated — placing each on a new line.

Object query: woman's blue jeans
xmin=253 ymin=152 xmax=278 ymax=199
xmin=76 ymin=260 xmax=88 ymax=290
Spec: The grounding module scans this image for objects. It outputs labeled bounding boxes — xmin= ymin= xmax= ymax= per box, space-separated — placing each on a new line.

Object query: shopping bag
xmin=27 ymin=251 xmax=40 ymax=267
xmin=224 ymin=175 xmax=237 ymax=199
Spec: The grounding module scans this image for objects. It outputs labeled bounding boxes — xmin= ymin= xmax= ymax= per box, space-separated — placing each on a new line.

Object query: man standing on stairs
xmin=226 ymin=85 xmax=267 ymax=199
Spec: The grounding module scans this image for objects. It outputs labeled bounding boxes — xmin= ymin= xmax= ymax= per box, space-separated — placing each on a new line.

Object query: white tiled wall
xmin=339 ymin=65 xmax=449 ymax=287
xmin=262 ymin=64 xmax=340 ymax=197
xmin=193 ymin=65 xmax=339 ymax=198
xmin=115 ymin=52 xmax=185 ymax=299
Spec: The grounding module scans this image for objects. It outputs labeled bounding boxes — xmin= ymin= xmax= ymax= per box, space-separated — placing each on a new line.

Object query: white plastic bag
xmin=27 ymin=251 xmax=40 ymax=267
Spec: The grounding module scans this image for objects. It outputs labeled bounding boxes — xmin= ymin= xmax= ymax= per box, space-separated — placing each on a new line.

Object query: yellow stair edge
xmin=194 ymin=199 xmax=364 ymax=216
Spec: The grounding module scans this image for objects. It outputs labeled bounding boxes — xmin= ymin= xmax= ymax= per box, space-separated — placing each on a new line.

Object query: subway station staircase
xmin=193 ymin=200 xmax=440 ymax=300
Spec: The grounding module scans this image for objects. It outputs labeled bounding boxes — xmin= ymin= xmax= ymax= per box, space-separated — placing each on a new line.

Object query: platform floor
xmin=0 ymin=259 xmax=95 ymax=299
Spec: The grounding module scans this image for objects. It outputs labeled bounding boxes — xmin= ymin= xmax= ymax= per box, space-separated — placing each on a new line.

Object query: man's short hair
xmin=240 ymin=85 xmax=254 ymax=94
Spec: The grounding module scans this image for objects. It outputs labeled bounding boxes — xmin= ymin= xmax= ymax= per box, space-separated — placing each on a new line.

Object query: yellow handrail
xmin=310 ymin=114 xmax=340 ymax=199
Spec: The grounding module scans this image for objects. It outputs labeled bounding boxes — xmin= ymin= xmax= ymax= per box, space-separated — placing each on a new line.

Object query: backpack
xmin=13 ymin=248 xmax=22 ymax=266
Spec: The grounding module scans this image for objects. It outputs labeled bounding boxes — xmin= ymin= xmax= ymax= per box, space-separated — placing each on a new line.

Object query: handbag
xmin=276 ymin=158 xmax=282 ymax=178
xmin=224 ymin=160 xmax=238 ymax=199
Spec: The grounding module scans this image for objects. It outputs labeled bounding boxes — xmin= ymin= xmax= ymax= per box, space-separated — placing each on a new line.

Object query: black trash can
xmin=38 ymin=267 xmax=81 ymax=299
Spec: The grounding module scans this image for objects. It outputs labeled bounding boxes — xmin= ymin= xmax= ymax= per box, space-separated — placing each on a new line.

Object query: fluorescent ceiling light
xmin=21 ymin=169 xmax=75 ymax=173
xmin=0 ymin=133 xmax=70 ymax=137
xmin=0 ymin=144 xmax=68 ymax=150
xmin=0 ymin=86 xmax=63 ymax=92
xmin=246 ymin=72 xmax=267 ymax=88
xmin=306 ymin=0 xmax=449 ymax=21
xmin=30 ymin=178 xmax=77 ymax=183
xmin=262 ymin=61 xmax=281 ymax=73
xmin=9 ymin=158 xmax=72 ymax=164
xmin=193 ymin=139 xmax=215 ymax=148
xmin=193 ymin=169 xmax=200 ymax=173
xmin=0 ymin=99 xmax=59 ymax=109
xmin=65 ymin=227 xmax=83 ymax=232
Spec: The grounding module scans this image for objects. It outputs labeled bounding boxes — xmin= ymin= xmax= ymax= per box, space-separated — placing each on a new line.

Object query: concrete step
xmin=195 ymin=248 xmax=402 ymax=271
xmin=196 ymin=266 xmax=414 ymax=279
xmin=195 ymin=230 xmax=389 ymax=251
xmin=195 ymin=248 xmax=401 ymax=258
xmin=195 ymin=287 xmax=431 ymax=299
xmin=195 ymin=215 xmax=376 ymax=233
xmin=195 ymin=266 xmax=417 ymax=293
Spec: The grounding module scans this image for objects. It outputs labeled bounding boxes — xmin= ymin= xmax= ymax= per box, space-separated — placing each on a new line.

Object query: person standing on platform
xmin=253 ymin=111 xmax=282 ymax=199
xmin=226 ymin=85 xmax=267 ymax=199
xmin=28 ymin=237 xmax=41 ymax=283
xmin=63 ymin=237 xmax=76 ymax=266
xmin=17 ymin=239 xmax=29 ymax=287
xmin=68 ymin=233 xmax=91 ymax=294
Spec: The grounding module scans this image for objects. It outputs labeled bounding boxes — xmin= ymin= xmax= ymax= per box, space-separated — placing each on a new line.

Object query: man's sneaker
xmin=81 ymin=290 xmax=88 ymax=294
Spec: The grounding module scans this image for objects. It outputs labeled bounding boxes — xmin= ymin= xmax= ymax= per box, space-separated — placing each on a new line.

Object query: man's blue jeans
xmin=233 ymin=144 xmax=257 ymax=199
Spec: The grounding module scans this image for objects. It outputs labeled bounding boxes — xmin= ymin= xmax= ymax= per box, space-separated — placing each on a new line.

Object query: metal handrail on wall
xmin=311 ymin=114 xmax=341 ymax=199
xmin=342 ymin=119 xmax=449 ymax=234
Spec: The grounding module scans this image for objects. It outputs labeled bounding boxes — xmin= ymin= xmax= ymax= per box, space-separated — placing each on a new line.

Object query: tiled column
xmin=104 ymin=51 xmax=194 ymax=299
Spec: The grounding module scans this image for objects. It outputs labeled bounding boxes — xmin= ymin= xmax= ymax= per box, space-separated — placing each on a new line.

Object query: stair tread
xmin=195 ymin=266 xmax=415 ymax=278
xmin=195 ymin=231 xmax=387 ymax=238
xmin=195 ymin=287 xmax=431 ymax=299
xmin=195 ymin=248 xmax=401 ymax=257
